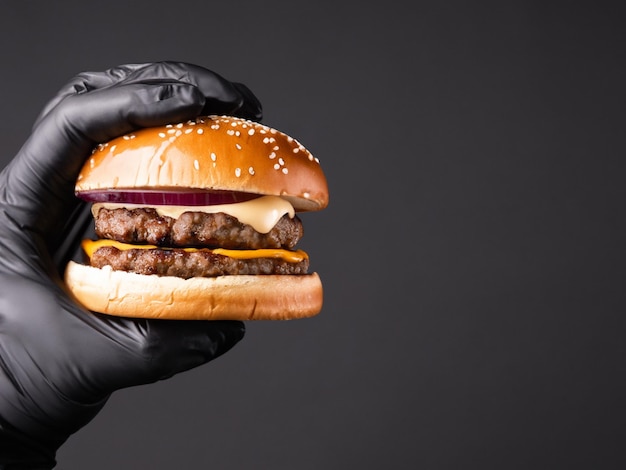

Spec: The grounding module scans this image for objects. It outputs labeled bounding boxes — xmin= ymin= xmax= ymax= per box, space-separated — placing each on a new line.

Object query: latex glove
xmin=0 ymin=62 xmax=262 ymax=468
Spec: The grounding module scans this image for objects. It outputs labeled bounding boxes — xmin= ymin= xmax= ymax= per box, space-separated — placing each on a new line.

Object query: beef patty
xmin=90 ymin=246 xmax=309 ymax=278
xmin=94 ymin=207 xmax=304 ymax=249
xmin=89 ymin=207 xmax=308 ymax=278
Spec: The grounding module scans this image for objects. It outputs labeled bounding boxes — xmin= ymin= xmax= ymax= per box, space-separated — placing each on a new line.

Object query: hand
xmin=0 ymin=62 xmax=262 ymax=468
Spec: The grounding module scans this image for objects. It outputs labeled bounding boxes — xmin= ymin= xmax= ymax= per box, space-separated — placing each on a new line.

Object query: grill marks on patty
xmin=94 ymin=207 xmax=303 ymax=249
xmin=90 ymin=207 xmax=307 ymax=278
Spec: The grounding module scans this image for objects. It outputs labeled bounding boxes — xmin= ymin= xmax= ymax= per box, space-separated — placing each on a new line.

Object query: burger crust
xmin=64 ymin=261 xmax=323 ymax=321
xmin=76 ymin=115 xmax=329 ymax=212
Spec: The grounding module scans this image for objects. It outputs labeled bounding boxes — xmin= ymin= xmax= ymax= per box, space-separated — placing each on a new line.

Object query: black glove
xmin=0 ymin=62 xmax=262 ymax=469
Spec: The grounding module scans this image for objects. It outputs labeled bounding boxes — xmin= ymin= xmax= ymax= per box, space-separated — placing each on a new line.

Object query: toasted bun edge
xmin=64 ymin=261 xmax=323 ymax=321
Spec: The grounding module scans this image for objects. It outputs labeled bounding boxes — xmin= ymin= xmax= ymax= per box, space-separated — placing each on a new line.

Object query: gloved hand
xmin=0 ymin=62 xmax=262 ymax=468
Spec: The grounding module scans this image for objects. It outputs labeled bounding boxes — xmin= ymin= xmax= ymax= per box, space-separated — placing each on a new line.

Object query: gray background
xmin=1 ymin=1 xmax=625 ymax=469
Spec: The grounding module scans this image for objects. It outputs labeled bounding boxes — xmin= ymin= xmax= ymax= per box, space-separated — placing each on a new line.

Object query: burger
xmin=63 ymin=115 xmax=329 ymax=320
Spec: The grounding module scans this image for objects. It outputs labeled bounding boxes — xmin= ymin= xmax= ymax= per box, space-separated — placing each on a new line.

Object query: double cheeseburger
xmin=64 ymin=115 xmax=329 ymax=320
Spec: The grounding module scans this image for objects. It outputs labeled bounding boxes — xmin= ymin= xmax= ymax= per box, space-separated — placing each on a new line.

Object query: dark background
xmin=1 ymin=1 xmax=625 ymax=469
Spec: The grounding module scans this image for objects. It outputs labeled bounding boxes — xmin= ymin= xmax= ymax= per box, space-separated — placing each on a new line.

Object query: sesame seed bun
xmin=76 ymin=115 xmax=328 ymax=212
xmin=65 ymin=115 xmax=329 ymax=321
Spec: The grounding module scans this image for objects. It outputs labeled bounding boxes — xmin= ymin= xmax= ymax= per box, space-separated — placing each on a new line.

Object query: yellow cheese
xmin=91 ymin=195 xmax=295 ymax=234
xmin=81 ymin=239 xmax=308 ymax=263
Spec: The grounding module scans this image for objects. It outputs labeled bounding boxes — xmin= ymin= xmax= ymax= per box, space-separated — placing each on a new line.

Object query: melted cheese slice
xmin=82 ymin=239 xmax=308 ymax=263
xmin=91 ymin=195 xmax=295 ymax=234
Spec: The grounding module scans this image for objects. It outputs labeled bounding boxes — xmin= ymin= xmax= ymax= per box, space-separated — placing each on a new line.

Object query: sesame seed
xmin=293 ymin=148 xmax=300 ymax=153
xmin=274 ymin=163 xmax=280 ymax=170
xmin=235 ymin=168 xmax=241 ymax=177
xmin=269 ymin=152 xmax=277 ymax=159
xmin=167 ymin=129 xmax=176 ymax=134
xmin=248 ymin=129 xmax=255 ymax=135
xmin=159 ymin=132 xmax=166 ymax=138
xmin=273 ymin=146 xmax=280 ymax=151
xmin=303 ymin=192 xmax=310 ymax=198
xmin=194 ymin=159 xmax=200 ymax=170
xmin=166 ymin=124 xmax=173 ymax=128
xmin=282 ymin=168 xmax=289 ymax=174
xmin=197 ymin=128 xmax=204 ymax=134
xmin=236 ymin=143 xmax=242 ymax=150
xmin=227 ymin=129 xmax=235 ymax=136
xmin=249 ymin=166 xmax=255 ymax=175
xmin=278 ymin=158 xmax=285 ymax=166
xmin=110 ymin=145 xmax=116 ymax=152
xmin=263 ymin=137 xmax=270 ymax=144
xmin=185 ymin=128 xmax=193 ymax=134
xmin=211 ymin=152 xmax=217 ymax=161
xmin=176 ymin=123 xmax=183 ymax=128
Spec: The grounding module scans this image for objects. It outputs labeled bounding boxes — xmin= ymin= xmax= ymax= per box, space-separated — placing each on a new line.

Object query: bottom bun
xmin=64 ymin=261 xmax=323 ymax=320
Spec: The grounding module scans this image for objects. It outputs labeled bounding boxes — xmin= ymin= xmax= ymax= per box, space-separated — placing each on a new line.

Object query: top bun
xmin=76 ymin=115 xmax=329 ymax=212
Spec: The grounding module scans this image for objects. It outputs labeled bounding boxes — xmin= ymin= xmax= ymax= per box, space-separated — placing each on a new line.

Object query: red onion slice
xmin=76 ymin=190 xmax=260 ymax=206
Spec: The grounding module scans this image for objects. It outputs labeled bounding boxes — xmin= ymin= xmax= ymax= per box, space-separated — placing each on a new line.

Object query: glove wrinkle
xmin=72 ymin=83 xmax=88 ymax=94
xmin=35 ymin=62 xmax=262 ymax=129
